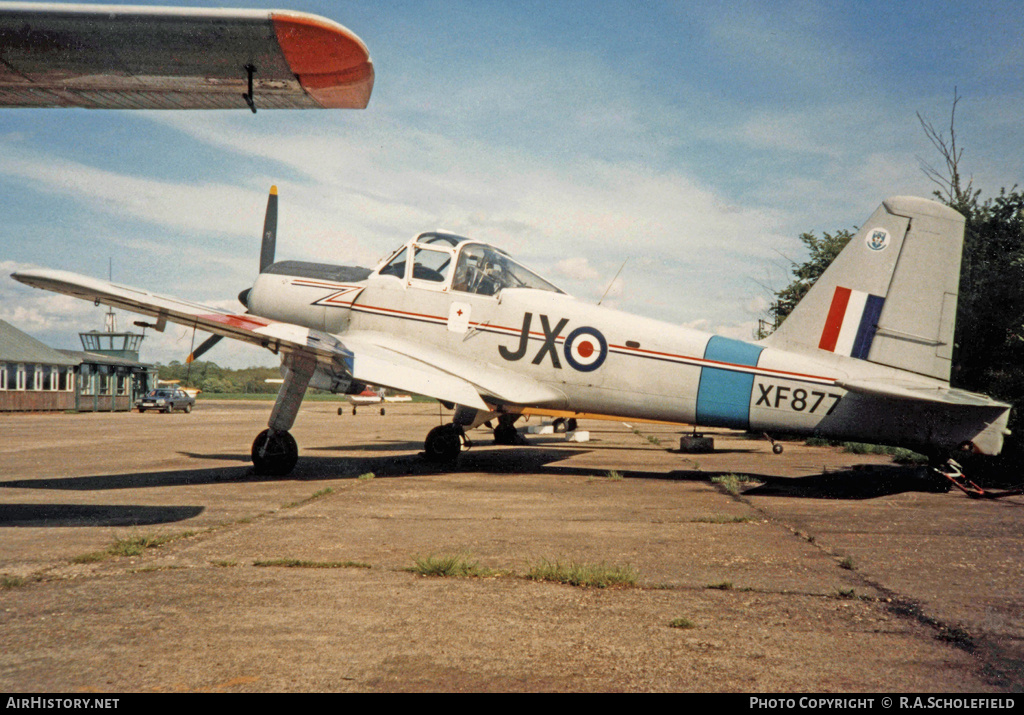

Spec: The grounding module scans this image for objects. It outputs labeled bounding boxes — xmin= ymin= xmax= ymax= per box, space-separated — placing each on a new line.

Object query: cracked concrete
xmin=0 ymin=401 xmax=1021 ymax=692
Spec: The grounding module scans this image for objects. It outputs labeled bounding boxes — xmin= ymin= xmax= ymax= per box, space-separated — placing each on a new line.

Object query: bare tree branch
xmin=916 ymin=88 xmax=976 ymax=210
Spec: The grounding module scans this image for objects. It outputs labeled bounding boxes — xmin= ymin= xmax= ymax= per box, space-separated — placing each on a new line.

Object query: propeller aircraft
xmin=2 ymin=4 xmax=1012 ymax=480
xmin=11 ymin=190 xmax=1013 ymax=477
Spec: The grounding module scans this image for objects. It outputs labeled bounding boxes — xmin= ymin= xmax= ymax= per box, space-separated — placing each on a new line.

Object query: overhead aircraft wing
xmin=0 ymin=3 xmax=373 ymax=110
xmin=11 ymin=268 xmax=493 ymax=410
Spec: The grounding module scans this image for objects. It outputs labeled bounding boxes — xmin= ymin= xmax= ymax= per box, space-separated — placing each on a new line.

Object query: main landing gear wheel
xmin=493 ymin=422 xmax=519 ymax=445
xmin=252 ymin=429 xmax=299 ymax=476
xmin=550 ymin=417 xmax=579 ymax=433
xmin=424 ymin=424 xmax=464 ymax=463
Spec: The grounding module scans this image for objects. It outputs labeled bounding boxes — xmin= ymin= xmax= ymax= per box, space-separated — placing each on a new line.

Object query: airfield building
xmin=0 ymin=319 xmax=157 ymax=412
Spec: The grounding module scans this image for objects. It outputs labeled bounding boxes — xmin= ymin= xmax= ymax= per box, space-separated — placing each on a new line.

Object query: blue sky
xmin=2 ymin=0 xmax=1022 ymax=368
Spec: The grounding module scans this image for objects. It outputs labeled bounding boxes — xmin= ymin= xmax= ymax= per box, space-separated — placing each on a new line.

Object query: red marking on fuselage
xmin=345 ymin=301 xmax=838 ymax=385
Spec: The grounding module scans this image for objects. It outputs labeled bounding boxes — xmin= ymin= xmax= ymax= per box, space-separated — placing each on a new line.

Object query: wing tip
xmin=271 ymin=12 xmax=375 ymax=109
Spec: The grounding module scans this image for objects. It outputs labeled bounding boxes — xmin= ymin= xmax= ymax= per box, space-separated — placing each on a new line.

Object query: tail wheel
xmin=424 ymin=424 xmax=463 ymax=462
xmin=252 ymin=429 xmax=299 ymax=476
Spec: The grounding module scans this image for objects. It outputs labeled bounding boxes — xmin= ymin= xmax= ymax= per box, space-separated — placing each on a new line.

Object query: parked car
xmin=137 ymin=388 xmax=195 ymax=413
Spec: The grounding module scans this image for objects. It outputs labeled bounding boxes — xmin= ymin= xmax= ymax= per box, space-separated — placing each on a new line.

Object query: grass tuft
xmin=693 ymin=514 xmax=756 ymax=524
xmin=408 ymin=553 xmax=494 ymax=578
xmin=283 ymin=487 xmax=334 ymax=509
xmin=668 ymin=617 xmax=696 ymax=629
xmin=710 ymin=474 xmax=760 ymax=495
xmin=525 ymin=558 xmax=638 ymax=589
xmin=1 ymin=575 xmax=26 ymax=589
xmin=254 ymin=559 xmax=371 ymax=569
xmin=72 ymin=532 xmax=188 ymax=563
xmin=805 ymin=438 xmax=927 ymax=464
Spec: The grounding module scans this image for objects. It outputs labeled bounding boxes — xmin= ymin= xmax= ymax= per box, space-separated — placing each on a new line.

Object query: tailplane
xmin=764 ymin=196 xmax=965 ymax=382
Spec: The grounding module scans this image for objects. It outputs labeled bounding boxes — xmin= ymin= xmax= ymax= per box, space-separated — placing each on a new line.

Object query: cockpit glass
xmin=375 ymin=235 xmax=564 ymax=295
xmin=378 ymin=247 xmax=407 ymax=279
xmin=419 ymin=233 xmax=462 ymax=248
xmin=411 ymin=246 xmax=452 ymax=283
xmin=452 ymin=244 xmax=563 ymax=296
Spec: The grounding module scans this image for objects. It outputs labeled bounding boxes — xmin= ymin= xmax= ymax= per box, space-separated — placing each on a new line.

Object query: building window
xmin=16 ymin=364 xmax=25 ymax=391
xmin=0 ymin=364 xmax=6 ymax=391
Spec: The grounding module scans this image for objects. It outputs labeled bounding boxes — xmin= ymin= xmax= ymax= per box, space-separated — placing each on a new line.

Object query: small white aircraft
xmin=11 ymin=189 xmax=1013 ymax=477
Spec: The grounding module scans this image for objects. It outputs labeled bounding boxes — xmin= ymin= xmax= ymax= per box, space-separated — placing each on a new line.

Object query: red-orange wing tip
xmin=272 ymin=12 xmax=374 ymax=109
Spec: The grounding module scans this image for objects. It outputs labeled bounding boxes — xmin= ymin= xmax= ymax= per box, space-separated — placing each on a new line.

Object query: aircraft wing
xmin=0 ymin=4 xmax=373 ymax=110
xmin=339 ymin=331 xmax=568 ymax=409
xmin=11 ymin=268 xmax=493 ymax=410
xmin=836 ymin=379 xmax=1011 ymax=409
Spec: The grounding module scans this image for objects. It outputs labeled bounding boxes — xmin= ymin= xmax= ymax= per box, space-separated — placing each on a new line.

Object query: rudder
xmin=764 ymin=196 xmax=965 ymax=382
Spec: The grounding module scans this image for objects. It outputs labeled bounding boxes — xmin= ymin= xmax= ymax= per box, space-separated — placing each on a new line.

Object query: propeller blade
xmin=186 ymin=333 xmax=224 ymax=364
xmin=259 ymin=185 xmax=278 ymax=273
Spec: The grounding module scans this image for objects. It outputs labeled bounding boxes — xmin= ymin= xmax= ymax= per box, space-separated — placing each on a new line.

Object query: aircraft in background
xmin=0 ymin=2 xmax=373 ymax=111
xmin=12 ymin=189 xmax=1013 ymax=477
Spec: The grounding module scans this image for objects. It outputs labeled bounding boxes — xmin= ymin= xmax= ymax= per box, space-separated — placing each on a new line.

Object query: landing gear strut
xmin=763 ymin=433 xmax=784 ymax=454
xmin=492 ymin=413 xmax=524 ymax=445
xmin=252 ymin=429 xmax=298 ymax=476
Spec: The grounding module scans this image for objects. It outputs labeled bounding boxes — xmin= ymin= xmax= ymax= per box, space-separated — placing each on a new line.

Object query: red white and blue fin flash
xmin=818 ymin=287 xmax=885 ymax=359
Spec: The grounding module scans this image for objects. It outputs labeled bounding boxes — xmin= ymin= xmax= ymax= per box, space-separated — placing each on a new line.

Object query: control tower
xmin=79 ymin=307 xmax=145 ymax=361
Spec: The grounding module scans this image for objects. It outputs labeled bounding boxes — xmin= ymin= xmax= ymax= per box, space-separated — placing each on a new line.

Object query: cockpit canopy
xmin=374 ymin=232 xmax=564 ymax=296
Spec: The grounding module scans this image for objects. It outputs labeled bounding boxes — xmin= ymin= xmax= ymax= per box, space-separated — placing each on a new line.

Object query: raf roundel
xmin=563 ymin=326 xmax=608 ymax=372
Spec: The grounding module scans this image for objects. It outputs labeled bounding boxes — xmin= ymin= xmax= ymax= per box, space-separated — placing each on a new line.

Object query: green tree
xmin=758 ymin=229 xmax=853 ymax=337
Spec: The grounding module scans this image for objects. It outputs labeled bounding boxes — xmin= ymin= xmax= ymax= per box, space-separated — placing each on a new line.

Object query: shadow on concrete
xmin=0 ymin=446 xmax=963 ymax=503
xmin=0 ymin=503 xmax=204 ymax=527
xmin=737 ymin=465 xmax=946 ymax=500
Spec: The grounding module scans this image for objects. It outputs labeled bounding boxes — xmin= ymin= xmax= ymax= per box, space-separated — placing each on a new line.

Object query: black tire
xmin=424 ymin=424 xmax=462 ymax=462
xmin=252 ymin=429 xmax=299 ymax=476
xmin=493 ymin=423 xmax=519 ymax=445
xmin=566 ymin=418 xmax=578 ymax=432
xmin=184 ymin=403 xmax=192 ymax=414
xmin=552 ymin=418 xmax=566 ymax=433
xmin=772 ymin=443 xmax=784 ymax=455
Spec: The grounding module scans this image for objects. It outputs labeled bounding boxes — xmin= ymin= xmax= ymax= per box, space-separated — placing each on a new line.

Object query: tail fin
xmin=764 ymin=196 xmax=965 ymax=382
